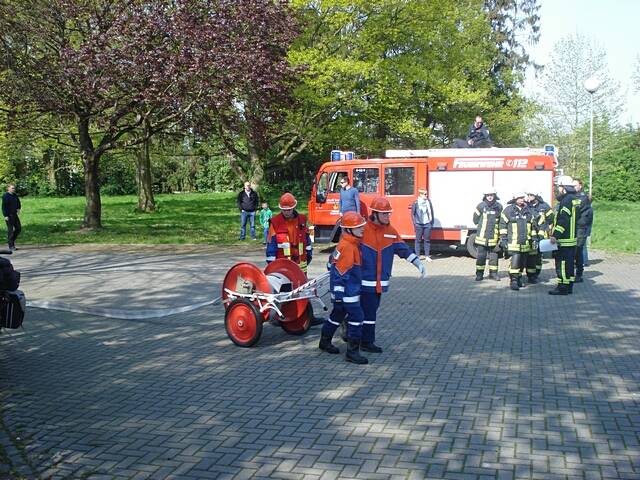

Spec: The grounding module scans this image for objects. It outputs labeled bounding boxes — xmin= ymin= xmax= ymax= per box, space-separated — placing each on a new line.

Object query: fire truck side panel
xmin=308 ymin=150 xmax=556 ymax=253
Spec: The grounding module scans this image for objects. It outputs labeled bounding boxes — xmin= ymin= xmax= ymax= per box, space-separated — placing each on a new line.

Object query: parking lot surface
xmin=1 ymin=246 xmax=640 ymax=479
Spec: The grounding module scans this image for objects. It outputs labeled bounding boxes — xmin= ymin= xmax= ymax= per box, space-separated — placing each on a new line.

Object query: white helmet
xmin=556 ymin=175 xmax=574 ymax=187
xmin=512 ymin=192 xmax=526 ymax=200
xmin=484 ymin=187 xmax=498 ymax=195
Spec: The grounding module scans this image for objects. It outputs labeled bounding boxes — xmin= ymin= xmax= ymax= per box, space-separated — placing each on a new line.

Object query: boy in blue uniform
xmin=319 ymin=211 xmax=369 ymax=364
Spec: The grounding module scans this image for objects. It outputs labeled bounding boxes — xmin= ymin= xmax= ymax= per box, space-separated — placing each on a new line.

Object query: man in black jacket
xmin=237 ymin=182 xmax=259 ymax=241
xmin=466 ymin=116 xmax=493 ymax=147
xmin=2 ymin=184 xmax=21 ymax=252
xmin=572 ymin=179 xmax=593 ymax=282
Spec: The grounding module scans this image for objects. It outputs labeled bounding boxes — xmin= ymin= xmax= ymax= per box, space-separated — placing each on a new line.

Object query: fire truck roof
xmin=385 ymin=148 xmax=553 ymax=158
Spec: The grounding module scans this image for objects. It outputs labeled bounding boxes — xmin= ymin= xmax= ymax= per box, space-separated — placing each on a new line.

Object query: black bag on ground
xmin=0 ymin=257 xmax=20 ymax=291
xmin=0 ymin=289 xmax=26 ymax=329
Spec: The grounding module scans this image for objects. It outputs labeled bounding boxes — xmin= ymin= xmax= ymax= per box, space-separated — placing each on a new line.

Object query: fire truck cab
xmin=307 ymin=147 xmax=558 ymax=257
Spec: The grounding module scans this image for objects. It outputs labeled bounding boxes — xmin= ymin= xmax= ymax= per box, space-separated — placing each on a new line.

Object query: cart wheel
xmin=281 ymin=303 xmax=313 ymax=336
xmin=225 ymin=299 xmax=263 ymax=347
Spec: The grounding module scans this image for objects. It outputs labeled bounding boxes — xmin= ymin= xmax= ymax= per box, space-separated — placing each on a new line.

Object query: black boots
xmin=527 ymin=274 xmax=538 ymax=284
xmin=319 ymin=334 xmax=340 ymax=354
xmin=509 ymin=276 xmax=519 ymax=291
xmin=488 ymin=271 xmax=500 ymax=281
xmin=518 ymin=276 xmax=526 ymax=288
xmin=475 ymin=272 xmax=484 ymax=281
xmin=346 ymin=340 xmax=368 ymax=364
xmin=575 ymin=274 xmax=583 ymax=283
xmin=548 ymin=284 xmax=569 ymax=295
xmin=361 ymin=342 xmax=383 ymax=353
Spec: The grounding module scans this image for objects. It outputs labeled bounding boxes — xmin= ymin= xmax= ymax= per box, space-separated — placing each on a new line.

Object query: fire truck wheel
xmin=466 ymin=233 xmax=479 ymax=259
xmin=280 ymin=304 xmax=312 ymax=335
xmin=225 ymin=299 xmax=263 ymax=347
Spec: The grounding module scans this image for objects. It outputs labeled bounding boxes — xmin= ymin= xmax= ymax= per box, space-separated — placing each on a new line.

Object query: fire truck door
xmin=382 ymin=164 xmax=417 ymax=239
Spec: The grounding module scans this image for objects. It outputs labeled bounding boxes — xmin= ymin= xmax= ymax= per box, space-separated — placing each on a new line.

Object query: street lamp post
xmin=584 ymin=77 xmax=600 ymax=195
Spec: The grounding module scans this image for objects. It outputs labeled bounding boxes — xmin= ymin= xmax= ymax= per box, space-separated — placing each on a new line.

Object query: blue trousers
xmin=414 ymin=224 xmax=432 ymax=256
xmin=240 ymin=211 xmax=256 ymax=240
xmin=322 ymin=302 xmax=363 ymax=341
xmin=361 ymin=291 xmax=382 ymax=344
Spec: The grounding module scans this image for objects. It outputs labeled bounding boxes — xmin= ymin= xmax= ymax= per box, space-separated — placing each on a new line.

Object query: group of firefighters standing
xmin=474 ymin=176 xmax=593 ymax=294
xmin=262 ymin=173 xmax=592 ymax=365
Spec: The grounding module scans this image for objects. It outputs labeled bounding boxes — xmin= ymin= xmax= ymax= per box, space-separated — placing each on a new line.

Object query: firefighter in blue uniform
xmin=319 ymin=211 xmax=369 ymax=364
xmin=359 ymin=196 xmax=426 ymax=353
xmin=549 ymin=176 xmax=579 ymax=295
xmin=473 ymin=187 xmax=503 ymax=281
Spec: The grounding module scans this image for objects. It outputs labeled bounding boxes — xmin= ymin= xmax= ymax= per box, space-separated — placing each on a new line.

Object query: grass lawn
xmin=19 ymin=192 xmax=259 ymax=245
xmin=14 ymin=194 xmax=640 ymax=254
xmin=590 ymin=201 xmax=640 ymax=254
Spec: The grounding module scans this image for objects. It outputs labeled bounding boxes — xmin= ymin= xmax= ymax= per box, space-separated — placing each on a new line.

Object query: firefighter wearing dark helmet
xmin=525 ymin=190 xmax=553 ymax=284
xmin=548 ymin=176 xmax=579 ymax=295
xmin=473 ymin=187 xmax=503 ymax=281
xmin=498 ymin=192 xmax=536 ymax=291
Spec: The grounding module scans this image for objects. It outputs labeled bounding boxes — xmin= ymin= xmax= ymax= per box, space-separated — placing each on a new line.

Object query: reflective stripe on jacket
xmin=499 ymin=204 xmax=535 ymax=253
xmin=473 ymin=200 xmax=503 ymax=246
xmin=329 ymin=234 xmax=362 ymax=303
xmin=552 ymin=193 xmax=578 ymax=247
xmin=266 ymin=212 xmax=312 ymax=271
xmin=361 ymin=220 xmax=414 ymax=294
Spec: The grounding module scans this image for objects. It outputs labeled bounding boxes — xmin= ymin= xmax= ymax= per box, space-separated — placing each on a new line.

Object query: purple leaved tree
xmin=0 ymin=0 xmax=296 ymax=227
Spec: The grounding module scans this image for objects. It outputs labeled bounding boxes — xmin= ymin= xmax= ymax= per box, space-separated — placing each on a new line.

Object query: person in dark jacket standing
xmin=237 ymin=181 xmax=259 ymax=241
xmin=525 ymin=191 xmax=553 ymax=284
xmin=2 ymin=184 xmax=21 ymax=252
xmin=411 ymin=189 xmax=435 ymax=261
xmin=473 ymin=187 xmax=502 ymax=281
xmin=573 ymin=179 xmax=593 ymax=282
xmin=499 ymin=193 xmax=535 ymax=291
xmin=549 ymin=176 xmax=579 ymax=295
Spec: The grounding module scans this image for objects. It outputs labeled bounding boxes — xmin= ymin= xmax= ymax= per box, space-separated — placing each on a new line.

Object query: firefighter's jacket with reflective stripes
xmin=266 ymin=211 xmax=312 ymax=270
xmin=499 ymin=204 xmax=535 ymax=253
xmin=361 ymin=221 xmax=414 ymax=294
xmin=473 ymin=200 xmax=503 ymax=246
xmin=329 ymin=234 xmax=362 ymax=304
xmin=528 ymin=199 xmax=553 ymax=238
xmin=552 ymin=191 xmax=578 ymax=247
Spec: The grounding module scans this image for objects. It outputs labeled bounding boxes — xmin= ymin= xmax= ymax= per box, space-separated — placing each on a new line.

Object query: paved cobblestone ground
xmin=1 ymin=248 xmax=640 ymax=479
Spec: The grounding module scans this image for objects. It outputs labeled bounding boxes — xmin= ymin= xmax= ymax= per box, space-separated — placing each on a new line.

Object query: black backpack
xmin=0 ymin=290 xmax=25 ymax=329
xmin=0 ymin=257 xmax=20 ymax=291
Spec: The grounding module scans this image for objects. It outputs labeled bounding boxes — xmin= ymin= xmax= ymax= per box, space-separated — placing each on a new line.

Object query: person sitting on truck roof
xmin=452 ymin=115 xmax=493 ymax=148
xmin=466 ymin=115 xmax=493 ymax=148
xmin=338 ymin=176 xmax=360 ymax=215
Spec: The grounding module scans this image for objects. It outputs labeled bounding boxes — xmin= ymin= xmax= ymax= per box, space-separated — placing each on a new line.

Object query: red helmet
xmin=278 ymin=192 xmax=297 ymax=210
xmin=369 ymin=196 xmax=393 ymax=213
xmin=341 ymin=211 xmax=366 ymax=228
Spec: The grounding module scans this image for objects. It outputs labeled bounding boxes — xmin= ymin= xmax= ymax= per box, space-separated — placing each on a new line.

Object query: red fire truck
xmin=307 ymin=147 xmax=558 ymax=257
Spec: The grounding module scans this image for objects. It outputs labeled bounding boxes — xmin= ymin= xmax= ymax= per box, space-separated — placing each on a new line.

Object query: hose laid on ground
xmin=26 ymin=297 xmax=222 ymax=320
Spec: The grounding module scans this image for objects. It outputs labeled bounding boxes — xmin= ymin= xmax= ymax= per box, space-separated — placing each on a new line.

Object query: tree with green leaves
xmin=0 ymin=0 xmax=296 ymax=228
xmin=533 ymin=33 xmax=623 ymax=177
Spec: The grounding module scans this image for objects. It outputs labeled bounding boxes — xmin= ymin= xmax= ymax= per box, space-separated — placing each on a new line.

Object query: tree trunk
xmin=136 ymin=120 xmax=156 ymax=212
xmin=78 ymin=117 xmax=102 ymax=229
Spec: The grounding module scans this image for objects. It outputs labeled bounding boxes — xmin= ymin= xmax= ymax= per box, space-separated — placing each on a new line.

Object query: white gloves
xmin=411 ymin=258 xmax=426 ymax=278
